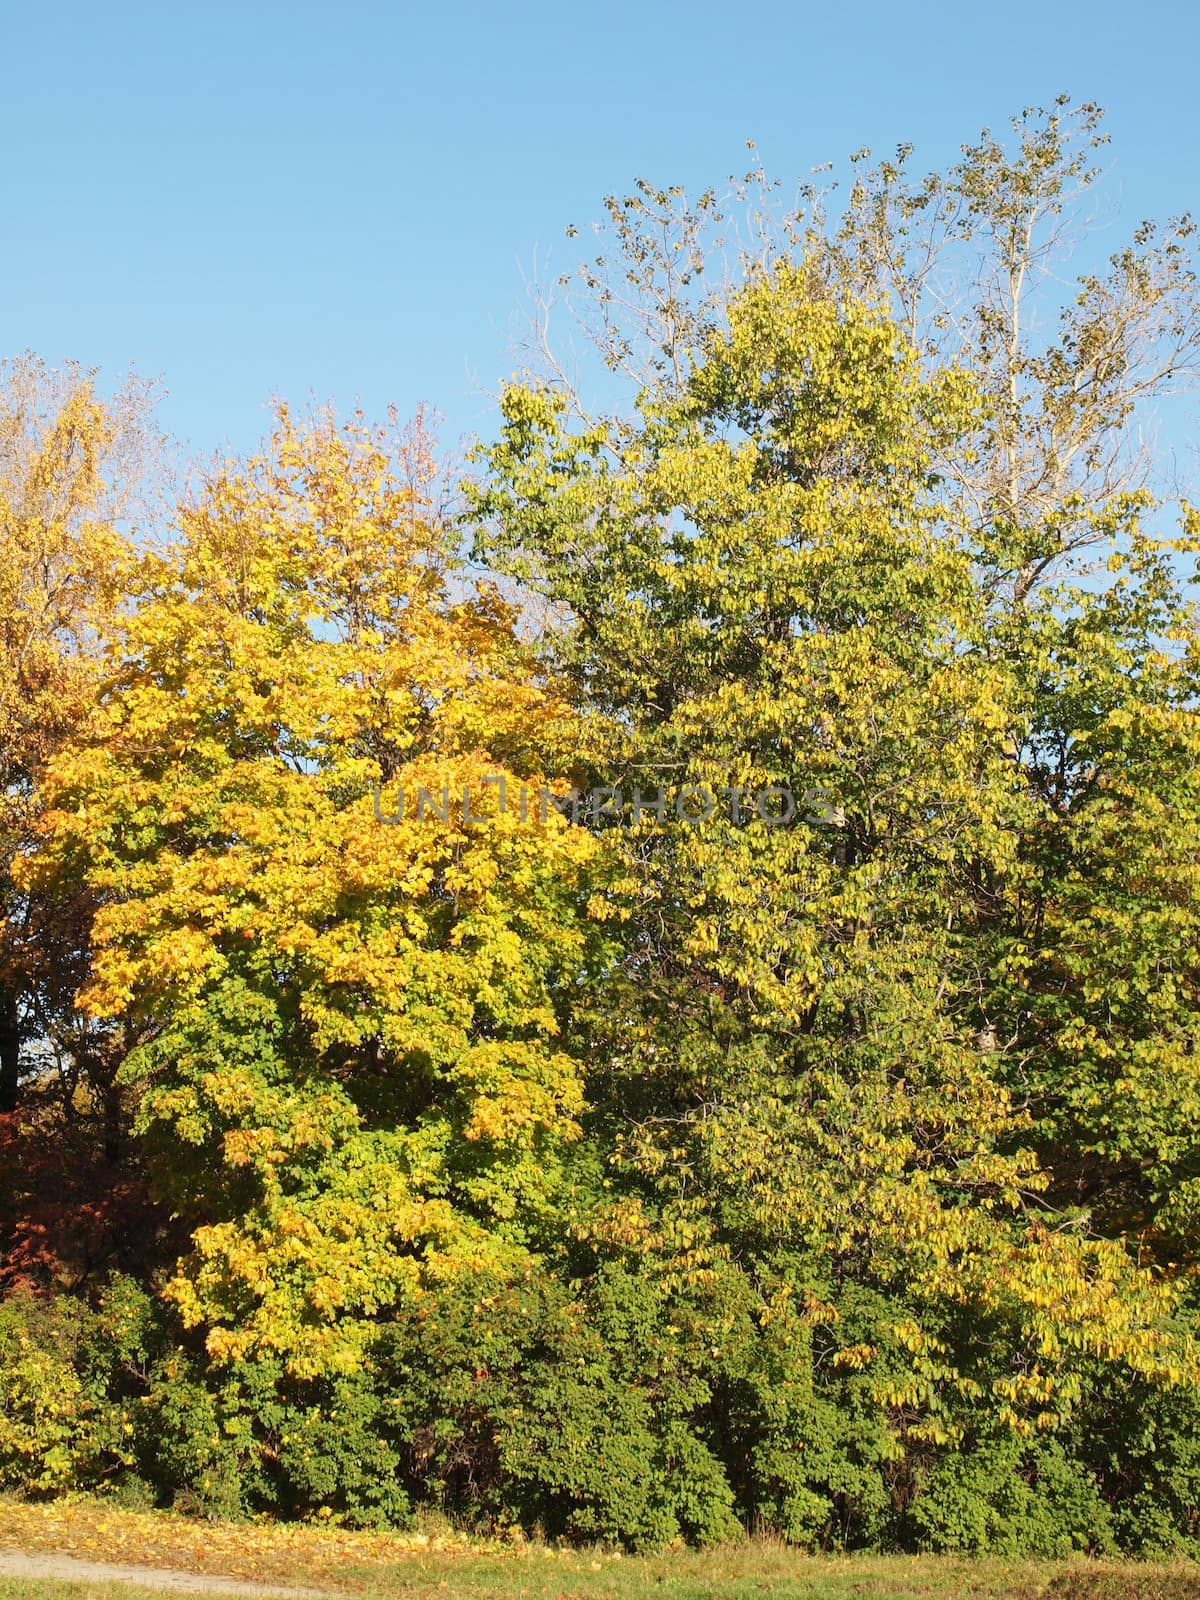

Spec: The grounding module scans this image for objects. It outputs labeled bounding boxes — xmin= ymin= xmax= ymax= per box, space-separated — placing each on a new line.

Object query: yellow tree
xmin=0 ymin=352 xmax=159 ymax=1117
xmin=28 ymin=404 xmax=606 ymax=1375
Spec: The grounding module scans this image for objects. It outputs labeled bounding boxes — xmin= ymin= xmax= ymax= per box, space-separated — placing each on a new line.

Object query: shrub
xmin=0 ymin=1291 xmax=121 ymax=1494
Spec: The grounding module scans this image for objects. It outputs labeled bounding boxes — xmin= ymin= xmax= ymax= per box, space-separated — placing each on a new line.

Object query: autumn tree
xmin=0 ymin=352 xmax=159 ymax=1113
xmin=27 ymin=404 xmax=608 ymax=1373
xmin=0 ymin=353 xmax=160 ymax=1113
xmin=10 ymin=99 xmax=1200 ymax=1549
xmin=537 ymin=99 xmax=1200 ymax=602
xmin=0 ymin=354 xmax=164 ymax=1296
xmin=470 ymin=108 xmax=1200 ymax=1535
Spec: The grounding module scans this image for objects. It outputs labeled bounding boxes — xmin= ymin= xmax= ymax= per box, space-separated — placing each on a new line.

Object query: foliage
xmin=905 ymin=1435 xmax=1114 ymax=1557
xmin=0 ymin=1101 xmax=162 ymax=1294
xmin=0 ymin=353 xmax=159 ymax=1120
xmin=0 ymin=1292 xmax=121 ymax=1495
xmin=23 ymin=404 xmax=608 ymax=1383
xmin=472 ymin=257 xmax=1199 ymax=1447
xmin=6 ymin=102 xmax=1200 ymax=1555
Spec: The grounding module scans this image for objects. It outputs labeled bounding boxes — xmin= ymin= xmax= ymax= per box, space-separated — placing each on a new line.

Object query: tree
xmin=28 ymin=404 xmax=607 ymax=1376
xmin=976 ymin=509 xmax=1200 ymax=1259
xmin=832 ymin=100 xmax=1200 ymax=598
xmin=12 ymin=98 xmax=1200 ymax=1548
xmin=0 ymin=351 xmax=159 ymax=1120
xmin=537 ymin=99 xmax=1200 ymax=604
xmin=472 ymin=255 xmax=1200 ymax=1516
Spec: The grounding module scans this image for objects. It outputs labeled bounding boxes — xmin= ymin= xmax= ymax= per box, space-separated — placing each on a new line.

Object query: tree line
xmin=4 ymin=99 xmax=1200 ymax=1553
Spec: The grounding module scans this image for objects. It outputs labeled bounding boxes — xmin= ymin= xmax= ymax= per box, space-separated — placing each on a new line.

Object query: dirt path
xmin=0 ymin=1550 xmax=334 ymax=1597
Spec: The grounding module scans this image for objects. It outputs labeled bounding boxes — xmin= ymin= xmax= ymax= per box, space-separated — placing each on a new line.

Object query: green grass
xmin=3 ymin=1496 xmax=1198 ymax=1600
xmin=6 ymin=1547 xmax=1200 ymax=1600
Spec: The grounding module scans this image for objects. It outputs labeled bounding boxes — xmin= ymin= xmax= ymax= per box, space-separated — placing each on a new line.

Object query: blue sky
xmin=3 ymin=0 xmax=1197 ymax=470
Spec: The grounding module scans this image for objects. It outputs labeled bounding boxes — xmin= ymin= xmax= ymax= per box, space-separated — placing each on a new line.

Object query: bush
xmin=7 ymin=1267 xmax=1200 ymax=1556
xmin=907 ymin=1436 xmax=1114 ymax=1556
xmin=1068 ymin=1367 xmax=1200 ymax=1558
xmin=82 ymin=1277 xmax=410 ymax=1526
xmin=0 ymin=1291 xmax=122 ymax=1494
xmin=378 ymin=1262 xmax=741 ymax=1548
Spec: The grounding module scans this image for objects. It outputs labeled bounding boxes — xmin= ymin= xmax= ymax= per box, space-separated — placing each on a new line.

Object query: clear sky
xmin=3 ymin=0 xmax=1197 ymax=470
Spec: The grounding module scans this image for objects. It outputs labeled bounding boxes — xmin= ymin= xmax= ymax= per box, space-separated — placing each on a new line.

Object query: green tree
xmin=472 ymin=236 xmax=1200 ymax=1528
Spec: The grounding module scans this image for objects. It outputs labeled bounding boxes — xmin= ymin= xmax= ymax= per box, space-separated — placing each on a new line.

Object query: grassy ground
xmin=3 ymin=1498 xmax=1200 ymax=1600
xmin=0 ymin=1498 xmax=480 ymax=1586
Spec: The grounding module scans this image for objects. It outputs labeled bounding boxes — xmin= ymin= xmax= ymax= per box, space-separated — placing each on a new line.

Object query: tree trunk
xmin=0 ymin=982 xmax=21 ymax=1114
